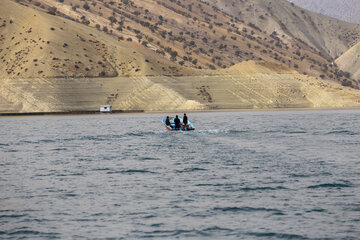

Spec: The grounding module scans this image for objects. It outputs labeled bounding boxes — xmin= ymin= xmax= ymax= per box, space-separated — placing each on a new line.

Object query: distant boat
xmin=162 ymin=117 xmax=195 ymax=131
xmin=100 ymin=105 xmax=112 ymax=113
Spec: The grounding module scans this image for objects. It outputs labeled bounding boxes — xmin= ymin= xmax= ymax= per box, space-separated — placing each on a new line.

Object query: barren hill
xmin=288 ymin=0 xmax=360 ymax=24
xmin=336 ymin=40 xmax=360 ymax=82
xmin=1 ymin=0 xmax=360 ymax=113
xmin=14 ymin=0 xmax=360 ymax=87
xmin=0 ymin=0 xmax=192 ymax=79
xmin=0 ymin=0 xmax=199 ymax=112
xmin=205 ymin=0 xmax=360 ymax=58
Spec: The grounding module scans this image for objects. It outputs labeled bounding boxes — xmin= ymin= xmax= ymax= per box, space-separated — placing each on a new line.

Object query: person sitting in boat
xmin=174 ymin=115 xmax=181 ymax=130
xmin=165 ymin=116 xmax=172 ymax=128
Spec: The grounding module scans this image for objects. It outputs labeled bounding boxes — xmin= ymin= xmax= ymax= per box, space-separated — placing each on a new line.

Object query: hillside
xmin=205 ymin=0 xmax=360 ymax=58
xmin=0 ymin=0 xmax=199 ymax=112
xmin=288 ymin=0 xmax=360 ymax=24
xmin=13 ymin=0 xmax=360 ymax=88
xmin=0 ymin=0 xmax=194 ymax=79
xmin=1 ymin=0 xmax=360 ymax=112
xmin=336 ymin=41 xmax=360 ymax=82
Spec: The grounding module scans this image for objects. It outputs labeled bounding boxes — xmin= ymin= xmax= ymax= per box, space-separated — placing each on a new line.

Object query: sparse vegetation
xmin=1 ymin=0 xmax=359 ymax=88
xmin=83 ymin=3 xmax=90 ymax=11
xmin=47 ymin=6 xmax=57 ymax=15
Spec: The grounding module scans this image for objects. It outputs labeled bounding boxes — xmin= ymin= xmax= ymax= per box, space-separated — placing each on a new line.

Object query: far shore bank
xmin=0 ymin=110 xmax=144 ymax=117
xmin=147 ymin=107 xmax=360 ymax=114
xmin=1 ymin=107 xmax=360 ymax=118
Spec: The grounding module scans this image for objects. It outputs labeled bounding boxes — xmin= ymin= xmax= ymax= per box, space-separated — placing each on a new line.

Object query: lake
xmin=1 ymin=110 xmax=359 ymax=239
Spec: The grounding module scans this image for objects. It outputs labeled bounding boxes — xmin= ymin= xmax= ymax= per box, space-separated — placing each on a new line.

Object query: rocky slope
xmin=206 ymin=0 xmax=360 ymax=58
xmin=1 ymin=0 xmax=360 ymax=112
xmin=13 ymin=0 xmax=360 ymax=87
xmin=0 ymin=0 xmax=193 ymax=79
xmin=288 ymin=0 xmax=360 ymax=24
xmin=0 ymin=0 xmax=197 ymax=112
xmin=336 ymin=40 xmax=360 ymax=82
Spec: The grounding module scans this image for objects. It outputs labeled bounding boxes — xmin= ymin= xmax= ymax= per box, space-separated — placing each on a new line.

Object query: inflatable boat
xmin=162 ymin=117 xmax=195 ymax=131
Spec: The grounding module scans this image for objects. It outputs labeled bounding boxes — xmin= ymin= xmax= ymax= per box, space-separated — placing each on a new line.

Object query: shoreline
xmin=1 ymin=107 xmax=360 ymax=117
xmin=146 ymin=106 xmax=360 ymax=114
xmin=0 ymin=110 xmax=144 ymax=117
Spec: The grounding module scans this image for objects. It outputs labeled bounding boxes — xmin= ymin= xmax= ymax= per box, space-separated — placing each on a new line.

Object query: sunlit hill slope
xmin=288 ymin=0 xmax=360 ymax=24
xmin=1 ymin=0 xmax=360 ymax=112
xmin=18 ymin=0 xmax=360 ymax=86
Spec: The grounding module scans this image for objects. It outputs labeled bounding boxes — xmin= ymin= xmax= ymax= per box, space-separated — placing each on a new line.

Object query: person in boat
xmin=174 ymin=115 xmax=180 ymax=130
xmin=165 ymin=116 xmax=172 ymax=128
xmin=182 ymin=113 xmax=188 ymax=130
xmin=183 ymin=113 xmax=188 ymax=125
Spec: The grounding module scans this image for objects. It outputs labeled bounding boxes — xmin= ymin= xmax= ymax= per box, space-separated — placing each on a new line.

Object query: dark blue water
xmin=1 ymin=110 xmax=360 ymax=239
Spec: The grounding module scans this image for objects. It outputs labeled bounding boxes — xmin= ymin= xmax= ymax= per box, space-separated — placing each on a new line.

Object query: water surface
xmin=1 ymin=110 xmax=359 ymax=239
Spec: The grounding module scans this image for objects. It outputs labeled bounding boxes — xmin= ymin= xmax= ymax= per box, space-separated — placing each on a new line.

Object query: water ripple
xmin=213 ymin=206 xmax=284 ymax=215
xmin=246 ymin=231 xmax=309 ymax=239
xmin=106 ymin=169 xmax=156 ymax=174
xmin=307 ymin=183 xmax=353 ymax=189
xmin=239 ymin=186 xmax=288 ymax=191
xmin=176 ymin=167 xmax=207 ymax=173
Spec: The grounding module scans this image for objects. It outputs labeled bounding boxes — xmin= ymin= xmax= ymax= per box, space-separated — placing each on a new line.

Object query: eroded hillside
xmin=1 ymin=0 xmax=360 ymax=113
xmin=0 ymin=0 xmax=190 ymax=79
xmin=336 ymin=41 xmax=360 ymax=83
xmin=13 ymin=0 xmax=360 ymax=88
xmin=2 ymin=60 xmax=360 ymax=113
xmin=288 ymin=0 xmax=360 ymax=24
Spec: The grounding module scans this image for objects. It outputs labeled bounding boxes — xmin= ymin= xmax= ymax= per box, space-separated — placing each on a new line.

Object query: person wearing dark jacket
xmin=174 ymin=115 xmax=180 ymax=130
xmin=165 ymin=116 xmax=171 ymax=128
xmin=183 ymin=113 xmax=188 ymax=125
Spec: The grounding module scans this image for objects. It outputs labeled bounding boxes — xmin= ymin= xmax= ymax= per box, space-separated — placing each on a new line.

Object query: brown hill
xmin=2 ymin=60 xmax=360 ymax=112
xmin=288 ymin=0 xmax=360 ymax=24
xmin=336 ymin=40 xmax=360 ymax=83
xmin=0 ymin=0 xmax=193 ymax=79
xmin=1 ymin=0 xmax=360 ymax=112
xmin=209 ymin=0 xmax=360 ymax=59
xmin=14 ymin=0 xmax=360 ymax=87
